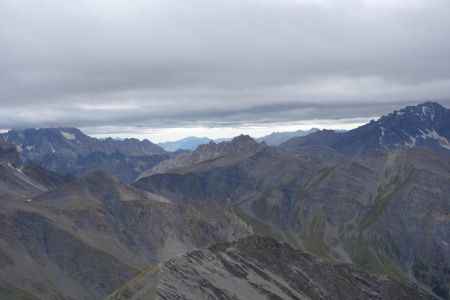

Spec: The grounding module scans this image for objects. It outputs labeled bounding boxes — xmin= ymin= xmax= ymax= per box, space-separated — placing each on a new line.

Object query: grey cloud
xmin=0 ymin=0 xmax=450 ymax=131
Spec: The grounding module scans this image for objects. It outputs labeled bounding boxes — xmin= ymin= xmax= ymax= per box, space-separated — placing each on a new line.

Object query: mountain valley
xmin=0 ymin=102 xmax=449 ymax=299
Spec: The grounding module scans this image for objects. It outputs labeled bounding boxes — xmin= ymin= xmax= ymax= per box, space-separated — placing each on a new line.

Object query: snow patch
xmin=420 ymin=129 xmax=450 ymax=150
xmin=378 ymin=126 xmax=386 ymax=149
xmin=402 ymin=130 xmax=416 ymax=147
xmin=61 ymin=131 xmax=76 ymax=140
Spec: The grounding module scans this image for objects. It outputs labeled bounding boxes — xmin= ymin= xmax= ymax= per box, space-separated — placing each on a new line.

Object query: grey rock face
xmin=108 ymin=235 xmax=425 ymax=300
xmin=0 ymin=127 xmax=168 ymax=182
xmin=139 ymin=134 xmax=265 ymax=178
xmin=281 ymin=102 xmax=450 ymax=156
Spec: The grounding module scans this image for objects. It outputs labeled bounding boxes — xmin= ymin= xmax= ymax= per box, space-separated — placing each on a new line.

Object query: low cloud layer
xmin=1 ymin=0 xmax=450 ymax=135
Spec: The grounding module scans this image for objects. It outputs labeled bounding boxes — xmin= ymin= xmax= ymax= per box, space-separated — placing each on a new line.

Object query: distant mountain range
xmin=281 ymin=101 xmax=450 ymax=156
xmin=0 ymin=127 xmax=169 ymax=182
xmin=255 ymin=128 xmax=320 ymax=145
xmin=157 ymin=128 xmax=321 ymax=151
xmin=158 ymin=136 xmax=213 ymax=151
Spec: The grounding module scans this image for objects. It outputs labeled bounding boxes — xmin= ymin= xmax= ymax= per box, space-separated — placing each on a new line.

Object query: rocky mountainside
xmin=1 ymin=127 xmax=166 ymax=158
xmin=281 ymin=102 xmax=450 ymax=156
xmin=0 ymin=141 xmax=73 ymax=197
xmin=136 ymin=138 xmax=450 ymax=299
xmin=138 ymin=135 xmax=266 ymax=178
xmin=0 ymin=127 xmax=168 ymax=182
xmin=0 ymin=171 xmax=251 ymax=299
xmin=108 ymin=235 xmax=425 ymax=300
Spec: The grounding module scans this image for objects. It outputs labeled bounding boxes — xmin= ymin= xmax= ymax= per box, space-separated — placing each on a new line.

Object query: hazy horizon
xmin=2 ymin=117 xmax=369 ymax=143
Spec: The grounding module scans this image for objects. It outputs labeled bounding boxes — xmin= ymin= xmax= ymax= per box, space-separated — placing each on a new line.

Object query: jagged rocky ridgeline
xmin=0 ymin=127 xmax=169 ymax=183
xmin=280 ymin=101 xmax=450 ymax=156
xmin=108 ymin=235 xmax=425 ymax=300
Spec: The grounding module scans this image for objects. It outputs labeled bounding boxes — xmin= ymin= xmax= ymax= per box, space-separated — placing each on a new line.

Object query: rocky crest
xmin=139 ymin=135 xmax=266 ymax=178
xmin=0 ymin=127 xmax=168 ymax=182
xmin=281 ymin=102 xmax=450 ymax=156
xmin=108 ymin=235 xmax=425 ymax=300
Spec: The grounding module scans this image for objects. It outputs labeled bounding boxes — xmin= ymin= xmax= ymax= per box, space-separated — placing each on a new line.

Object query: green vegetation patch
xmin=0 ymin=282 xmax=39 ymax=300
xmin=357 ymin=174 xmax=412 ymax=235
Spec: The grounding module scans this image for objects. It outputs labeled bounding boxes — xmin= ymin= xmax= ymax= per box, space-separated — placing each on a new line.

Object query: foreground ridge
xmin=108 ymin=235 xmax=425 ymax=300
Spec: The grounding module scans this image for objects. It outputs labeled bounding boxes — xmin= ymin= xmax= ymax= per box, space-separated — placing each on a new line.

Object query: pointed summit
xmin=139 ymin=135 xmax=265 ymax=178
xmin=281 ymin=101 xmax=450 ymax=156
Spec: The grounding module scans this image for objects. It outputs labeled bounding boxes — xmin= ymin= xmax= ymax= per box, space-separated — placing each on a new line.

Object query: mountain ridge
xmin=281 ymin=101 xmax=450 ymax=156
xmin=0 ymin=127 xmax=169 ymax=182
xmin=108 ymin=235 xmax=426 ymax=300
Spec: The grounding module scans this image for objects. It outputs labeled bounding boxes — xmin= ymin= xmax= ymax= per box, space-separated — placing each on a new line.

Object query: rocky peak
xmin=0 ymin=127 xmax=166 ymax=163
xmin=282 ymin=101 xmax=450 ymax=156
xmin=372 ymin=101 xmax=450 ymax=153
xmin=139 ymin=135 xmax=265 ymax=177
xmin=196 ymin=135 xmax=261 ymax=155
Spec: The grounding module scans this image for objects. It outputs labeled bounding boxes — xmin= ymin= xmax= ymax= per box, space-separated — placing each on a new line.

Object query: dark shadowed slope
xmin=0 ymin=171 xmax=251 ymax=299
xmin=0 ymin=141 xmax=73 ymax=197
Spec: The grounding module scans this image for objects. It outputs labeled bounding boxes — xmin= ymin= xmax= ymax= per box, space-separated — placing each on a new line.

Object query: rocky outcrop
xmin=138 ymin=135 xmax=266 ymax=178
xmin=108 ymin=235 xmax=425 ymax=300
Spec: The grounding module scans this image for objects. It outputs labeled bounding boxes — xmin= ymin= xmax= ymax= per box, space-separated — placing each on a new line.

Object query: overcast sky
xmin=1 ymin=0 xmax=450 ymax=142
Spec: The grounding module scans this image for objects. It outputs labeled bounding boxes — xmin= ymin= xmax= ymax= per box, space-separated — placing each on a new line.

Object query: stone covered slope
xmin=0 ymin=171 xmax=251 ymax=299
xmin=0 ymin=140 xmax=73 ymax=197
xmin=108 ymin=235 xmax=425 ymax=300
